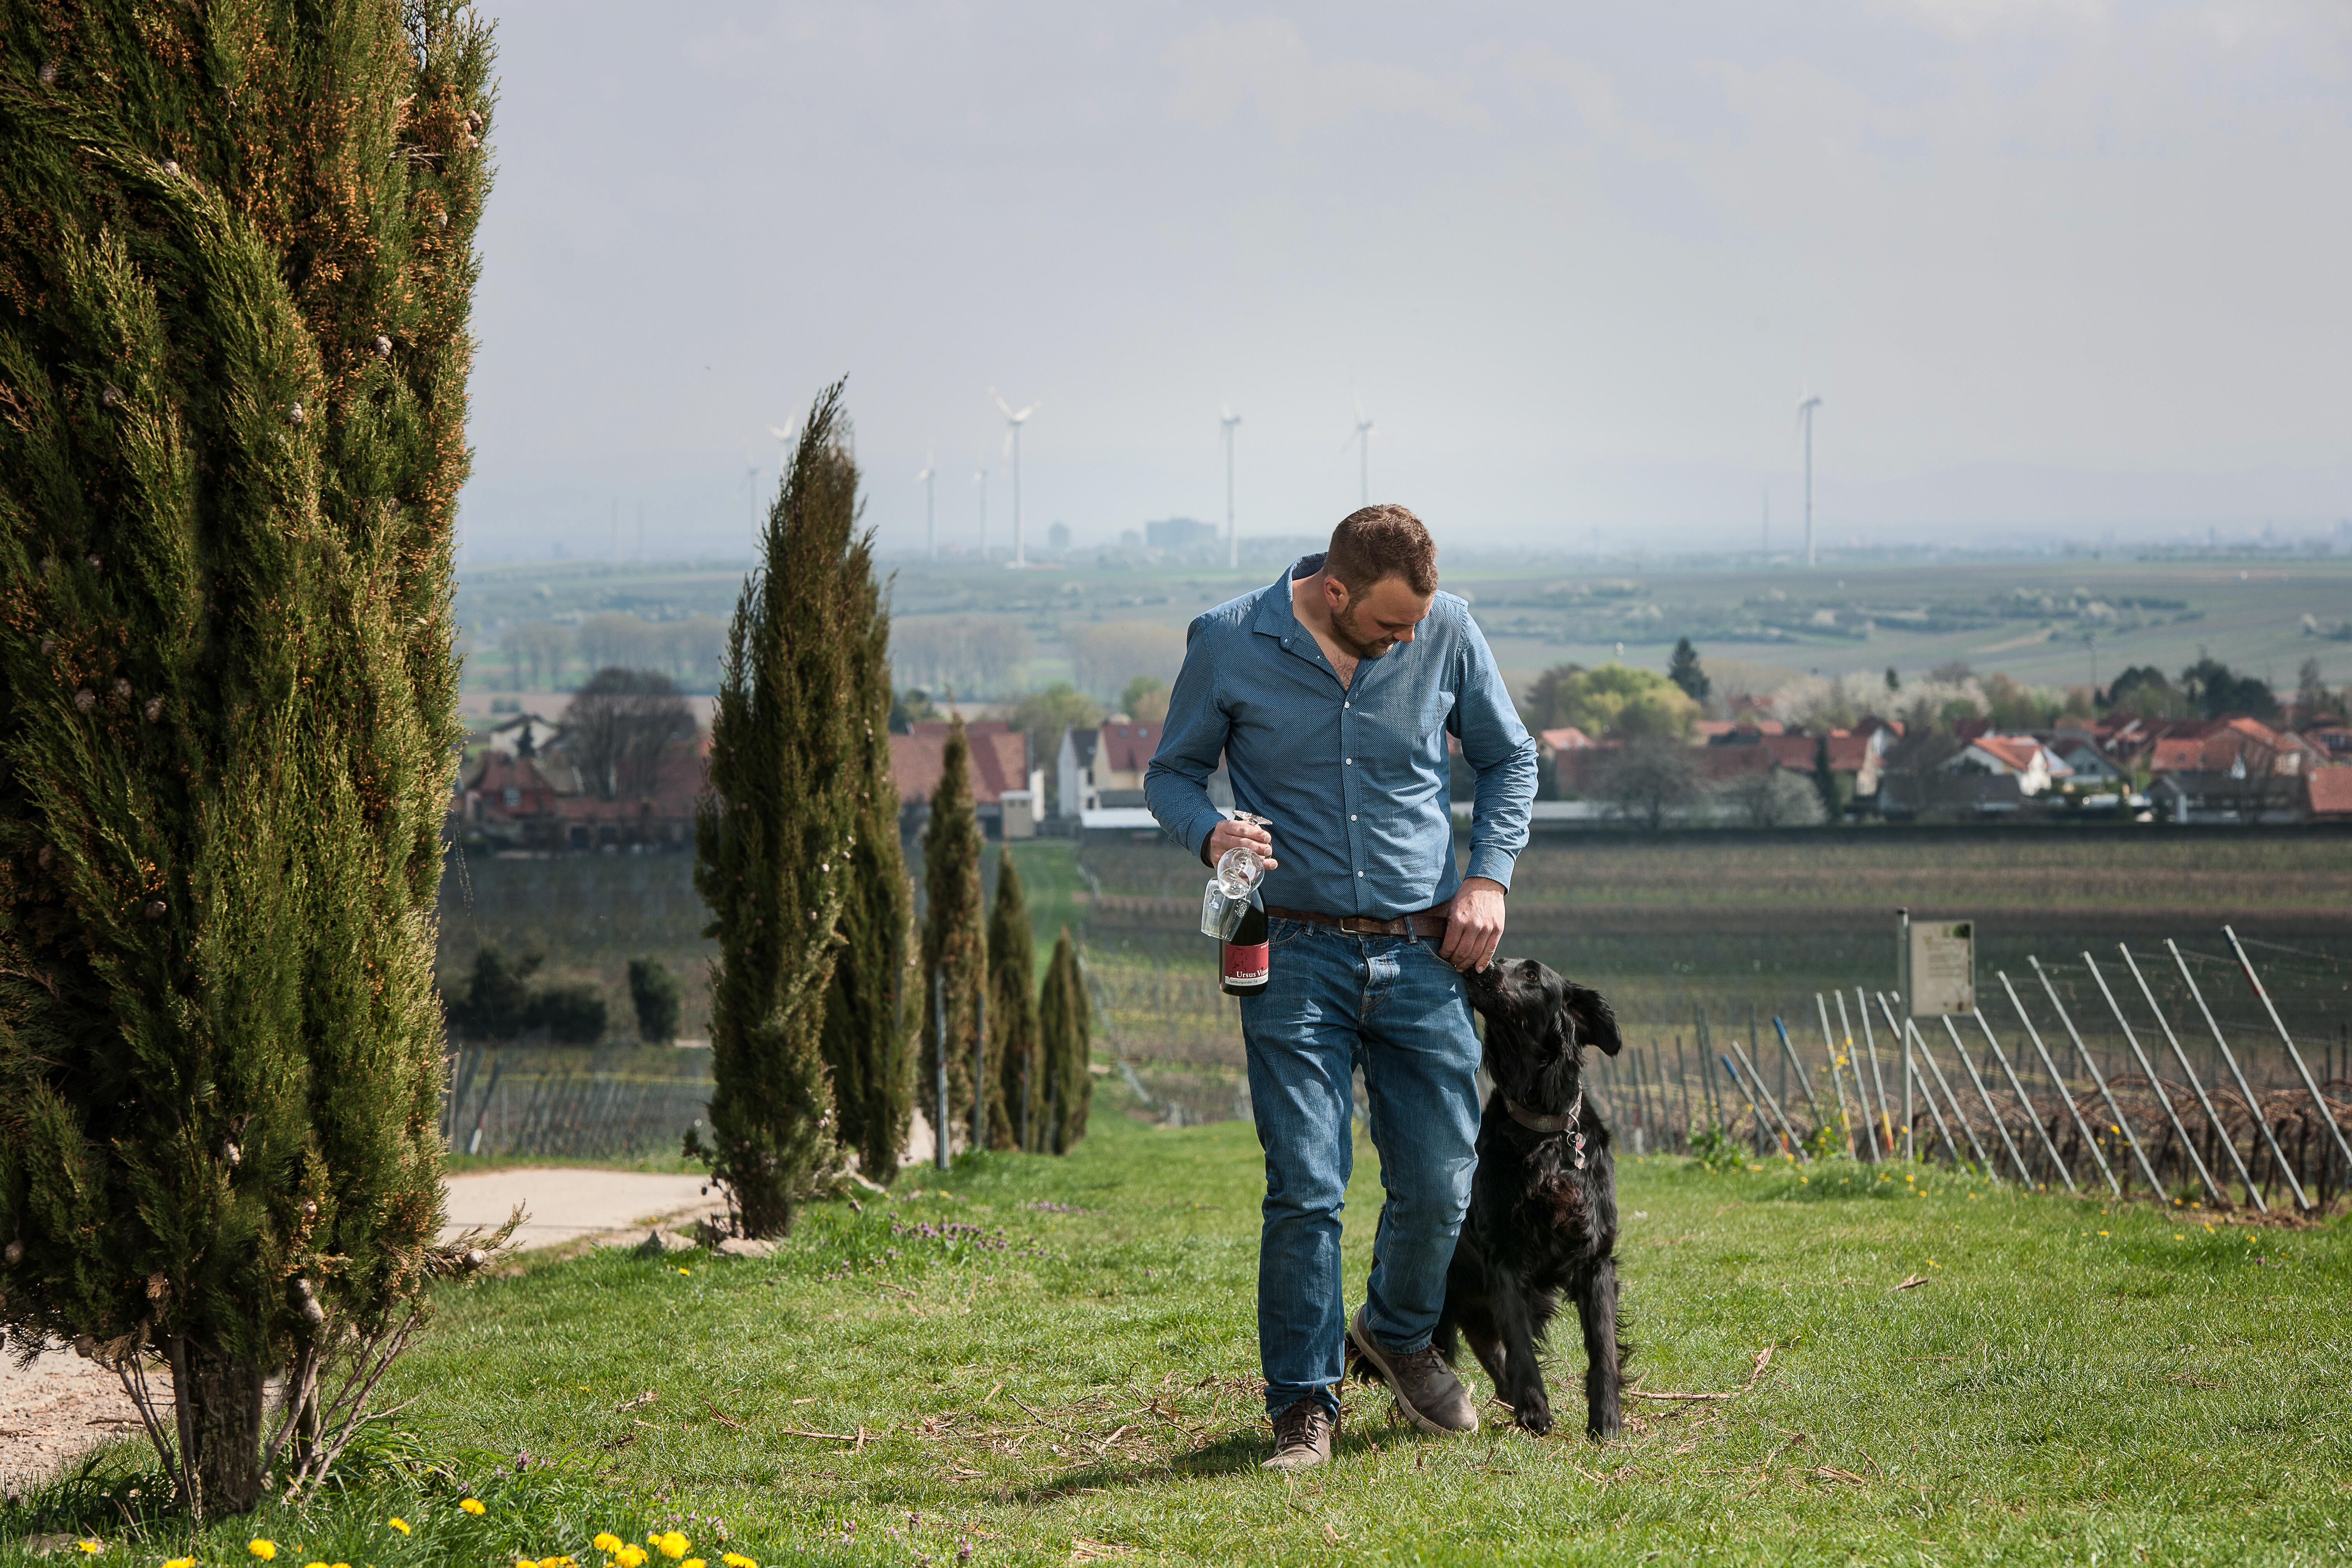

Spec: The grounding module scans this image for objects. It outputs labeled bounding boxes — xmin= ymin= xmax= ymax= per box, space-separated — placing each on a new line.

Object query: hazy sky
xmin=459 ymin=1 xmax=2352 ymax=562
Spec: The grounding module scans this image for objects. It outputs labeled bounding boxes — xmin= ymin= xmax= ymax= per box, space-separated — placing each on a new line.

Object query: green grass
xmin=17 ymin=1098 xmax=2349 ymax=1566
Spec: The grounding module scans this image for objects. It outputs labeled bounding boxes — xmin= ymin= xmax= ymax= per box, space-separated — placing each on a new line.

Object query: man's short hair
xmin=1325 ymin=505 xmax=1437 ymax=597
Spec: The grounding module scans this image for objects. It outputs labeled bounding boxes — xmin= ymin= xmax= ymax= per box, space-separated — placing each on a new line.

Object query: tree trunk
xmin=180 ymin=1345 xmax=267 ymax=1517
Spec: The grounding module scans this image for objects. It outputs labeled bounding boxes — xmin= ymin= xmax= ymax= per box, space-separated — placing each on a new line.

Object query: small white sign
xmin=1908 ymin=920 xmax=1975 ymax=1018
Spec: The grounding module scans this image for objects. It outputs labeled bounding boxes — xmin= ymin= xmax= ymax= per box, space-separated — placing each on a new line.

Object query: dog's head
xmin=1463 ymin=957 xmax=1621 ymax=1105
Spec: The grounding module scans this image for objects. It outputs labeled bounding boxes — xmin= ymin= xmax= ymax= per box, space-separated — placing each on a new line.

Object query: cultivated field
xmin=1083 ymin=831 xmax=2352 ymax=1119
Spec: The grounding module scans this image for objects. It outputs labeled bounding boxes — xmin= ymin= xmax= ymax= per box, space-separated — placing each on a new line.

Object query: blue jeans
xmin=1239 ymin=917 xmax=1482 ymax=1419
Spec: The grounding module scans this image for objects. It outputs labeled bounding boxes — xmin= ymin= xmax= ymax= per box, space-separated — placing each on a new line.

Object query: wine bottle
xmin=1222 ymin=900 xmax=1269 ymax=996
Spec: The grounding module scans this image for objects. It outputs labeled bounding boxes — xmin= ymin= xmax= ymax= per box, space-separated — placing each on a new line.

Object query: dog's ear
xmin=1566 ymin=984 xmax=1622 ymax=1057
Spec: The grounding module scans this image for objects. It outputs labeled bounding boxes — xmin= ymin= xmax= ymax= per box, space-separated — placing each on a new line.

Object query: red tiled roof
xmin=1967 ymin=736 xmax=2047 ymax=775
xmin=1755 ymin=733 xmax=1870 ymax=772
xmin=2308 ymin=767 xmax=2352 ymax=817
xmin=1538 ymin=726 xmax=1592 ymax=752
xmin=1096 ymin=723 xmax=1162 ymax=774
xmin=890 ymin=726 xmax=1031 ymax=804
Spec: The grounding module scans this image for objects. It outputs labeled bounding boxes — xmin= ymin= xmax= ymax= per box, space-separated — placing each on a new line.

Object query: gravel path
xmin=2 ymin=1168 xmax=726 ymax=1496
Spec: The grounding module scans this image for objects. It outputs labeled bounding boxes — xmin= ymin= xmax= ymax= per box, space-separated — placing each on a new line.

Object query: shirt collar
xmin=1252 ymin=554 xmax=1324 ymax=640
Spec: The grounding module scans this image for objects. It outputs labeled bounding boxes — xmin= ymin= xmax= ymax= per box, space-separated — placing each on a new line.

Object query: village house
xmin=1941 ymin=733 xmax=2067 ymax=796
xmin=2307 ymin=767 xmax=2352 ymax=822
xmin=890 ymin=720 xmax=1041 ymax=840
xmin=453 ymin=715 xmax=706 ymax=852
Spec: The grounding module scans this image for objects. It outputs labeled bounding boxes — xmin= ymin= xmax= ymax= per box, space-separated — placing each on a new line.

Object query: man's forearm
xmin=1143 ymin=764 xmax=1225 ymax=860
xmin=1464 ymin=735 xmax=1538 ymax=887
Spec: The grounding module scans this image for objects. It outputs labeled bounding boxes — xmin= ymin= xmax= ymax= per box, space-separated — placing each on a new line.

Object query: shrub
xmin=628 ymin=959 xmax=683 ymax=1045
xmin=528 ymin=985 xmax=609 ymax=1045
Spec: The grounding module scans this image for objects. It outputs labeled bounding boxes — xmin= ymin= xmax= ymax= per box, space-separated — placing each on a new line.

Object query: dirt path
xmin=1 ymin=1168 xmax=726 ymax=1496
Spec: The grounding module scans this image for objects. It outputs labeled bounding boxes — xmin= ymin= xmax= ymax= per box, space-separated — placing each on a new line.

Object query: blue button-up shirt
xmin=1144 ymin=555 xmax=1536 ymax=919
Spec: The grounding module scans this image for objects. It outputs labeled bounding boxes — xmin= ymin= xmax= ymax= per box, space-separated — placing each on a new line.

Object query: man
xmin=1144 ymin=505 xmax=1536 ymax=1470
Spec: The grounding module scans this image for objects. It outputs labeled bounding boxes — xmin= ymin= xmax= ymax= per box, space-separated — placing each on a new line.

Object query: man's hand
xmin=1202 ymin=816 xmax=1278 ymax=872
xmin=1439 ymin=877 xmax=1506 ymax=973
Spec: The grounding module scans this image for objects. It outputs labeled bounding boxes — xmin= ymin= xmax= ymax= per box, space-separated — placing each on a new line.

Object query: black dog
xmin=1442 ymin=956 xmax=1628 ymax=1438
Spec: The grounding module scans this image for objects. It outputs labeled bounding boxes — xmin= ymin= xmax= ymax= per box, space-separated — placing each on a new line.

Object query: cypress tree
xmin=917 ymin=719 xmax=984 ymax=1152
xmin=1064 ymin=934 xmax=1093 ymax=1142
xmin=819 ymin=528 xmax=915 ymax=1183
xmin=985 ymin=849 xmax=1036 ymax=1151
xmin=1041 ymin=929 xmax=1093 ymax=1153
xmin=1668 ymin=637 xmax=1711 ymax=704
xmin=1812 ymin=733 xmax=1842 ymax=822
xmin=0 ymin=0 xmax=492 ymax=1514
xmin=693 ymin=383 xmax=858 ymax=1236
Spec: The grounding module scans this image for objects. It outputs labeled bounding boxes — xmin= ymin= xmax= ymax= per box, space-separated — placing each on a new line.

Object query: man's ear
xmin=1566 ymin=984 xmax=1622 ymax=1057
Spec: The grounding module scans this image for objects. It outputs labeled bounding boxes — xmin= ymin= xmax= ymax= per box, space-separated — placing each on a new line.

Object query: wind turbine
xmin=767 ymin=422 xmax=796 ymax=484
xmin=1797 ymin=393 xmax=1823 ymax=570
xmin=987 ymin=387 xmax=1040 ymax=568
xmin=741 ymin=452 xmax=762 ymax=534
xmin=1220 ymin=405 xmax=1242 ymax=570
xmin=1341 ymin=393 xmax=1375 ymax=508
xmin=915 ymin=454 xmax=937 ymax=560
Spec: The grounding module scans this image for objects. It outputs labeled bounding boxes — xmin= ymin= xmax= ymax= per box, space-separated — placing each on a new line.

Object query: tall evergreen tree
xmin=1041 ymin=929 xmax=1094 ymax=1153
xmin=693 ymin=383 xmax=858 ymax=1236
xmin=0 ymin=0 xmax=493 ymax=1514
xmin=1064 ymin=936 xmax=1093 ymax=1143
xmin=820 ymin=528 xmax=915 ymax=1183
xmin=1812 ymin=734 xmax=1843 ymax=822
xmin=1667 ymin=637 xmax=1711 ymax=704
xmin=985 ymin=849 xmax=1037 ymax=1150
xmin=918 ymin=719 xmax=985 ymax=1152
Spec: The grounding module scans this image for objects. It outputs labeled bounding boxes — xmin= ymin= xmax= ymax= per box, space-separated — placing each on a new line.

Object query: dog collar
xmin=1501 ymin=1084 xmax=1587 ymax=1169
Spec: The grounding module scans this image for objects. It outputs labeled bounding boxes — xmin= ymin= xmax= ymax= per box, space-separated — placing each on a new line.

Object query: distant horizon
xmin=453 ymin=515 xmax=2352 ymax=571
xmin=459 ymin=4 xmax=2352 ymax=567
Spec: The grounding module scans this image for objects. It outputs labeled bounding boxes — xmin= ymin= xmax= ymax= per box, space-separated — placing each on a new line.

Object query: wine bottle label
xmin=1222 ymin=941 xmax=1269 ymax=989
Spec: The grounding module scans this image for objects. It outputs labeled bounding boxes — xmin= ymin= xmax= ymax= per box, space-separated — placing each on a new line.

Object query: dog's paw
xmin=1586 ymin=1414 xmax=1622 ymax=1442
xmin=1512 ymin=1401 xmax=1554 ymax=1436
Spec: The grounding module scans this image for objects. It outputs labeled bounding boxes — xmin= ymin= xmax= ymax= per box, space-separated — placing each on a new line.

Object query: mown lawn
xmin=10 ymin=1099 xmax=2350 ymax=1566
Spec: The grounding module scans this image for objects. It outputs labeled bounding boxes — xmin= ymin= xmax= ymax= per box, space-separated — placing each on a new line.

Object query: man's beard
xmin=1331 ymin=601 xmax=1400 ymax=659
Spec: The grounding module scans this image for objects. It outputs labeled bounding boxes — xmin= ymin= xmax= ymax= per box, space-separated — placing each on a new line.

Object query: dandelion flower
xmin=306 ymin=1561 xmax=331 ymax=1568
xmin=677 ymin=1267 xmax=691 ymax=1276
xmin=722 ymin=1554 xmax=757 ymax=1567
xmin=682 ymin=1559 xmax=705 ymax=1568
xmin=249 ymin=1543 xmax=278 ymax=1561
xmin=616 ymin=1549 xmax=649 ymax=1567
xmin=594 ymin=1536 xmax=624 ymax=1554
xmin=76 ymin=1543 xmax=102 ymax=1555
xmin=164 ymin=1559 xmax=195 ymax=1568
xmin=461 ymin=1499 xmax=487 ymax=1516
xmin=653 ymin=1533 xmax=691 ymax=1559
xmin=388 ymin=1520 xmax=411 ymax=1536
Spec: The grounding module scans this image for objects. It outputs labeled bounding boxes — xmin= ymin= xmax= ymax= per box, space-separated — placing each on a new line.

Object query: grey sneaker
xmin=1261 ymin=1398 xmax=1337 ymax=1471
xmin=1347 ymin=1306 xmax=1479 ymax=1435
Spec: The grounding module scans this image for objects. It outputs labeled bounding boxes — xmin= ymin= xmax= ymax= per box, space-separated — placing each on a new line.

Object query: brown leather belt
xmin=1264 ymin=905 xmax=1449 ymax=938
